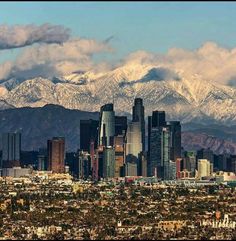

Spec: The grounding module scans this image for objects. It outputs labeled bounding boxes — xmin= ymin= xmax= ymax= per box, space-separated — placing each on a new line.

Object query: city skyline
xmin=0 ymin=2 xmax=236 ymax=240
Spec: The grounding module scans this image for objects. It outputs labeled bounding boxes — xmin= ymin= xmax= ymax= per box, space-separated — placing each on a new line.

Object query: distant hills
xmin=0 ymin=104 xmax=235 ymax=154
xmin=1 ymin=62 xmax=236 ymax=125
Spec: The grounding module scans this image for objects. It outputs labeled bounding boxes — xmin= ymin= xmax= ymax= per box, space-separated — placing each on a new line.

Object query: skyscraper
xmin=80 ymin=119 xmax=99 ymax=152
xmin=151 ymin=111 xmax=166 ymax=128
xmin=98 ymin=103 xmax=115 ymax=147
xmin=2 ymin=133 xmax=21 ymax=168
xmin=148 ymin=111 xmax=167 ymax=177
xmin=103 ymin=146 xmax=115 ymax=178
xmin=78 ymin=150 xmax=90 ymax=179
xmin=125 ymin=121 xmax=142 ymax=163
xmin=149 ymin=126 xmax=170 ymax=179
xmin=90 ymin=141 xmax=98 ymax=181
xmin=168 ymin=121 xmax=181 ymax=162
xmin=132 ymin=98 xmax=145 ymax=151
xmin=115 ymin=116 xmax=127 ymax=136
xmin=47 ymin=137 xmax=65 ymax=173
xmin=114 ymin=135 xmax=125 ymax=177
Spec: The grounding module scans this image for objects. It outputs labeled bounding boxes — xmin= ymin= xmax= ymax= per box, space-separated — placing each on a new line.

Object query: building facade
xmin=47 ymin=137 xmax=65 ymax=173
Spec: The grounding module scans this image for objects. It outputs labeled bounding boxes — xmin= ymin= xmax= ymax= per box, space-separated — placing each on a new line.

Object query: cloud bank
xmin=0 ymin=24 xmax=113 ymax=80
xmin=0 ymin=24 xmax=70 ymax=50
xmin=123 ymin=42 xmax=236 ymax=86
xmin=0 ymin=23 xmax=236 ymax=88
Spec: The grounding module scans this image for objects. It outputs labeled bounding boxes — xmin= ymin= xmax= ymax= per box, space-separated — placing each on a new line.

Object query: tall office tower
xmin=80 ymin=119 xmax=99 ymax=152
xmin=183 ymin=151 xmax=196 ymax=177
xmin=168 ymin=160 xmax=176 ymax=180
xmin=114 ymin=135 xmax=125 ymax=177
xmin=148 ymin=111 xmax=166 ymax=176
xmin=115 ymin=116 xmax=127 ymax=136
xmin=98 ymin=103 xmax=115 ymax=147
xmin=78 ymin=151 xmax=90 ymax=179
xmin=37 ymin=155 xmax=46 ymax=171
xmin=167 ymin=121 xmax=181 ymax=162
xmin=2 ymin=133 xmax=21 ymax=168
xmin=176 ymin=158 xmax=183 ymax=179
xmin=197 ymin=159 xmax=211 ymax=179
xmin=97 ymin=146 xmax=104 ymax=179
xmin=90 ymin=141 xmax=98 ymax=181
xmin=103 ymin=146 xmax=115 ymax=178
xmin=125 ymin=121 xmax=142 ymax=163
xmin=138 ymin=152 xmax=147 ymax=177
xmin=197 ymin=148 xmax=214 ymax=165
xmin=149 ymin=126 xmax=170 ymax=179
xmin=47 ymin=137 xmax=65 ymax=173
xmin=151 ymin=111 xmax=166 ymax=128
xmin=132 ymin=98 xmax=145 ymax=151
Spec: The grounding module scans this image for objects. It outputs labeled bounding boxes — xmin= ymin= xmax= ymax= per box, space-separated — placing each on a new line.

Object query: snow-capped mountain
xmin=1 ymin=63 xmax=236 ymax=124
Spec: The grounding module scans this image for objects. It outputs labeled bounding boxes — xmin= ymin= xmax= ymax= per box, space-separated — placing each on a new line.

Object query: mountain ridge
xmin=0 ymin=63 xmax=236 ymax=125
xmin=0 ymin=104 xmax=235 ymax=154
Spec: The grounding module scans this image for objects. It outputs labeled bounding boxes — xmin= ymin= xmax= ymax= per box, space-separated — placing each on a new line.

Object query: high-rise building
xmin=149 ymin=126 xmax=170 ymax=179
xmin=78 ymin=150 xmax=90 ymax=179
xmin=168 ymin=160 xmax=176 ymax=180
xmin=132 ymin=98 xmax=145 ymax=151
xmin=138 ymin=152 xmax=147 ymax=177
xmin=47 ymin=137 xmax=65 ymax=173
xmin=183 ymin=151 xmax=196 ymax=177
xmin=197 ymin=159 xmax=211 ymax=179
xmin=148 ymin=111 xmax=166 ymax=176
xmin=37 ymin=155 xmax=46 ymax=171
xmin=115 ymin=116 xmax=127 ymax=136
xmin=151 ymin=111 xmax=166 ymax=128
xmin=103 ymin=146 xmax=115 ymax=178
xmin=114 ymin=135 xmax=125 ymax=177
xmin=2 ymin=133 xmax=21 ymax=168
xmin=90 ymin=141 xmax=99 ymax=180
xmin=80 ymin=119 xmax=99 ymax=152
xmin=167 ymin=121 xmax=181 ymax=162
xmin=125 ymin=121 xmax=142 ymax=163
xmin=97 ymin=146 xmax=104 ymax=179
xmin=197 ymin=148 xmax=214 ymax=165
xmin=176 ymin=158 xmax=183 ymax=179
xmin=98 ymin=104 xmax=115 ymax=147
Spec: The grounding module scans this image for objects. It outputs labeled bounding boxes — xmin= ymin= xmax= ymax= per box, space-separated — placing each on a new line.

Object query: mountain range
xmin=0 ymin=63 xmax=236 ymax=153
xmin=0 ymin=63 xmax=236 ymax=125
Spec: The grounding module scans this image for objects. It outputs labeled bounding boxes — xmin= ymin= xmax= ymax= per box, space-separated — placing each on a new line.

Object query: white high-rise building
xmin=98 ymin=104 xmax=115 ymax=147
xmin=198 ymin=159 xmax=211 ymax=179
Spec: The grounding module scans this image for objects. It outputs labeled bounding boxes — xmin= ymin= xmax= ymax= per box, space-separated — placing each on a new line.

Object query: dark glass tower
xmin=2 ymin=133 xmax=21 ymax=168
xmin=167 ymin=121 xmax=181 ymax=162
xmin=132 ymin=98 xmax=145 ymax=151
xmin=149 ymin=126 xmax=170 ymax=179
xmin=80 ymin=119 xmax=99 ymax=152
xmin=115 ymin=116 xmax=127 ymax=136
xmin=148 ymin=111 xmax=166 ymax=176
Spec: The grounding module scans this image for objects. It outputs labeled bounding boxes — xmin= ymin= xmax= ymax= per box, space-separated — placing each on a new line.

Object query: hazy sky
xmin=1 ymin=1 xmax=236 ymax=63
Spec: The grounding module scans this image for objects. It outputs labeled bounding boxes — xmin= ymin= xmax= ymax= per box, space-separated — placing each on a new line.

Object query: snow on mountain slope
xmin=1 ymin=63 xmax=236 ymax=124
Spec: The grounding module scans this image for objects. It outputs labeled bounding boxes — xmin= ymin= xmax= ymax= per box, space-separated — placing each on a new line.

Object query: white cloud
xmin=0 ymin=23 xmax=70 ymax=50
xmin=123 ymin=42 xmax=236 ymax=86
xmin=0 ymin=38 xmax=113 ymax=79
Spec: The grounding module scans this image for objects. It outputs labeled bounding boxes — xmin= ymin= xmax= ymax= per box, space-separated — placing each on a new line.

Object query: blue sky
xmin=0 ymin=1 xmax=236 ymax=63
